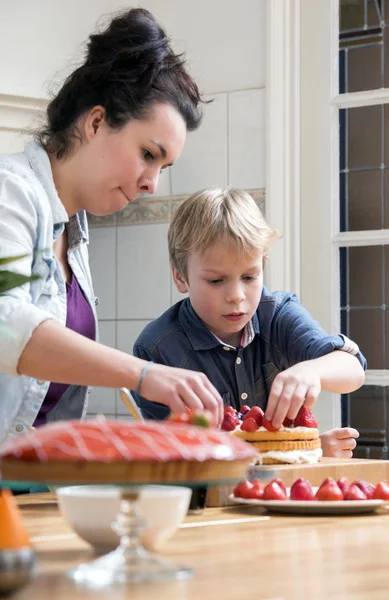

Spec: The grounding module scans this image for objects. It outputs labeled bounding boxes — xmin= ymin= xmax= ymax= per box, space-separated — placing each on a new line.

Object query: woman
xmin=0 ymin=8 xmax=223 ymax=445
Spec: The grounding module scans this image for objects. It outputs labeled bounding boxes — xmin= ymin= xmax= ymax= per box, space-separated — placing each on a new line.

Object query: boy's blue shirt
xmin=133 ymin=285 xmax=366 ymax=420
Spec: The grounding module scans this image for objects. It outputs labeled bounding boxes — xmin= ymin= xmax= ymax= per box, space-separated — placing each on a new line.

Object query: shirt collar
xmin=24 ymin=140 xmax=89 ymax=250
xmin=179 ymin=299 xmax=261 ymax=351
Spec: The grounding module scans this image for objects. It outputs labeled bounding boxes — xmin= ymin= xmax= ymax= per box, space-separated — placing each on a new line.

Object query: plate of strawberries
xmin=230 ymin=477 xmax=389 ymax=514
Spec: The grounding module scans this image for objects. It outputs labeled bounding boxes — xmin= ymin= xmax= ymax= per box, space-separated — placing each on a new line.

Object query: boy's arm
xmin=265 ymin=351 xmax=365 ymax=428
xmin=264 ymin=296 xmax=366 ymax=428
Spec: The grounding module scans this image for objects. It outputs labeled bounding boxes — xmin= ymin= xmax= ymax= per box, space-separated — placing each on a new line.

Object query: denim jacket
xmin=133 ymin=289 xmax=366 ymax=420
xmin=0 ymin=140 xmax=98 ymax=445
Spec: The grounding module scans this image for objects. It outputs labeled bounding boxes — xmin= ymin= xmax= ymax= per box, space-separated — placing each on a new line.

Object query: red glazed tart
xmin=0 ymin=420 xmax=256 ymax=485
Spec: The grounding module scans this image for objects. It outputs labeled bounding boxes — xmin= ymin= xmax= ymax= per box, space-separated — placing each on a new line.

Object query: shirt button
xmin=15 ymin=424 xmax=24 ymax=433
xmin=241 ymin=392 xmax=248 ymax=400
xmin=236 ymin=357 xmax=242 ymax=365
xmin=37 ymin=379 xmax=45 ymax=385
xmin=223 ymin=346 xmax=230 ymax=352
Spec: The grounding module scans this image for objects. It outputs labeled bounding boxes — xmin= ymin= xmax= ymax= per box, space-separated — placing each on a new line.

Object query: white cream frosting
xmin=255 ymin=447 xmax=323 ymax=465
xmin=235 ymin=424 xmax=317 ymax=433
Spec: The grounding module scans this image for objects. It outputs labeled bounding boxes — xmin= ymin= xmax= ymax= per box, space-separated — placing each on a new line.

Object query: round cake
xmin=232 ymin=425 xmax=322 ymax=465
xmin=0 ymin=419 xmax=257 ymax=484
xmin=222 ymin=405 xmax=322 ymax=465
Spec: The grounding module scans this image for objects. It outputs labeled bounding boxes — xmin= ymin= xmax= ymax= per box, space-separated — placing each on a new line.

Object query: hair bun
xmin=86 ymin=8 xmax=174 ymax=89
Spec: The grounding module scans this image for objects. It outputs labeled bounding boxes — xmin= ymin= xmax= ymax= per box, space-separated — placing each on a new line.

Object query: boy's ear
xmin=171 ymin=265 xmax=189 ymax=294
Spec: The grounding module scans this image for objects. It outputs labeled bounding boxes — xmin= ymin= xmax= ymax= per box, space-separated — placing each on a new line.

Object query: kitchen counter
xmin=10 ymin=489 xmax=389 ymax=600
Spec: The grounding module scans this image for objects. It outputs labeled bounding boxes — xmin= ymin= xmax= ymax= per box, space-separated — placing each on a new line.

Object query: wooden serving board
xmin=206 ymin=458 xmax=389 ymax=507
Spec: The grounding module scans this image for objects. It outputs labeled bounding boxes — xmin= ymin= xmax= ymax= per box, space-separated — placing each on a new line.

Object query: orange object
xmin=0 ymin=489 xmax=31 ymax=549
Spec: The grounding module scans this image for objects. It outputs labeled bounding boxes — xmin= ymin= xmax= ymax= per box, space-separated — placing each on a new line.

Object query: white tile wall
xmin=228 ymin=88 xmax=266 ymax=189
xmin=87 ymin=320 xmax=116 ymax=415
xmin=117 ymin=224 xmax=171 ymax=319
xmin=116 ymin=319 xmax=153 ymax=415
xmin=138 ymin=0 xmax=266 ymax=94
xmin=89 ymin=227 xmax=117 ymax=320
xmin=170 ymin=94 xmax=228 ymax=195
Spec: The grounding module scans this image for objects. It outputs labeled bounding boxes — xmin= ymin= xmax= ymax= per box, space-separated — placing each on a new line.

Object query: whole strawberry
xmin=372 ymin=481 xmax=389 ymax=500
xmin=245 ymin=480 xmax=264 ymax=500
xmin=263 ymin=481 xmax=287 ymax=501
xmin=221 ymin=410 xmax=240 ymax=432
xmin=262 ymin=418 xmax=280 ymax=432
xmin=294 ymin=406 xmax=318 ymax=428
xmin=240 ymin=417 xmax=259 ymax=432
xmin=290 ymin=478 xmax=314 ymax=501
xmin=337 ymin=477 xmax=351 ymax=496
xmin=353 ymin=480 xmax=375 ymax=500
xmin=269 ymin=478 xmax=287 ymax=496
xmin=344 ymin=484 xmax=367 ymax=501
xmin=233 ymin=480 xmax=254 ymax=499
xmin=242 ymin=406 xmax=264 ymax=427
xmin=315 ymin=477 xmax=344 ymax=501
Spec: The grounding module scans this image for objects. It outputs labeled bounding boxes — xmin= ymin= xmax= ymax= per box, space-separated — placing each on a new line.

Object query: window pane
xmin=349 ymin=308 xmax=384 ymax=368
xmin=349 ymin=246 xmax=383 ymax=306
xmin=348 ymin=43 xmax=382 ymax=93
xmin=340 ymin=0 xmax=365 ymax=32
xmin=347 ymin=169 xmax=382 ymax=231
xmin=342 ymin=385 xmax=388 ymax=460
xmin=348 ymin=105 xmax=382 ymax=168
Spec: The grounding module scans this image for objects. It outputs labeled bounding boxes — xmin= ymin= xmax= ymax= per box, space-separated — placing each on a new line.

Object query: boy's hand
xmin=265 ymin=362 xmax=321 ymax=429
xmin=320 ymin=427 xmax=359 ymax=459
xmin=140 ymin=363 xmax=224 ymax=427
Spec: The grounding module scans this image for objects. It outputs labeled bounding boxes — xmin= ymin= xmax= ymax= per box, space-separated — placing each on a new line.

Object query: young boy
xmin=133 ymin=187 xmax=365 ymax=458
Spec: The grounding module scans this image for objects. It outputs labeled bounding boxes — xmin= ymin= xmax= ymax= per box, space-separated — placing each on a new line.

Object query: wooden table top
xmin=10 ymin=491 xmax=389 ymax=600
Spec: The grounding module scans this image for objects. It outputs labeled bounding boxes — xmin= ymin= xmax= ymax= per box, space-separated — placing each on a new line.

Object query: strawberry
xmin=263 ymin=481 xmax=287 ymax=501
xmin=221 ymin=411 xmax=239 ymax=432
xmin=224 ymin=406 xmax=236 ymax=415
xmin=337 ymin=477 xmax=351 ymax=496
xmin=242 ymin=406 xmax=264 ymax=427
xmin=290 ymin=478 xmax=314 ymax=501
xmin=262 ymin=418 xmax=280 ymax=432
xmin=268 ymin=478 xmax=287 ymax=496
xmin=233 ymin=480 xmax=254 ymax=499
xmin=294 ymin=406 xmax=318 ymax=428
xmin=353 ymin=480 xmax=375 ymax=500
xmin=283 ymin=417 xmax=294 ymax=428
xmin=315 ymin=478 xmax=344 ymax=501
xmin=240 ymin=404 xmax=250 ymax=416
xmin=240 ymin=417 xmax=259 ymax=432
xmin=344 ymin=484 xmax=367 ymax=501
xmin=245 ymin=480 xmax=264 ymax=500
xmin=372 ymin=481 xmax=389 ymax=500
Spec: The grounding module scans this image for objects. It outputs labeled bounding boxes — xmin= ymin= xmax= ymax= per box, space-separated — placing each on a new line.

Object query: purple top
xmin=34 ymin=273 xmax=96 ymax=427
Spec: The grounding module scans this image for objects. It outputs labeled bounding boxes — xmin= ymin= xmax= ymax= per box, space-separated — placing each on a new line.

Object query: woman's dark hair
xmin=38 ymin=8 xmax=204 ymax=158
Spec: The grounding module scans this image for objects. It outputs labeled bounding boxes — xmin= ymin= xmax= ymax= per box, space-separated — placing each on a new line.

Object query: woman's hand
xmin=320 ymin=427 xmax=359 ymax=459
xmin=140 ymin=363 xmax=224 ymax=427
xmin=264 ymin=362 xmax=321 ymax=429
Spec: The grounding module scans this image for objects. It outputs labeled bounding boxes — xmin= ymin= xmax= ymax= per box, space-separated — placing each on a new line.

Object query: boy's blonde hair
xmin=168 ymin=186 xmax=280 ymax=280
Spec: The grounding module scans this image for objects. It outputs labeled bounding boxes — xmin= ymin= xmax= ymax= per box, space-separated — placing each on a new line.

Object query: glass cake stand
xmin=0 ymin=465 xmax=253 ymax=587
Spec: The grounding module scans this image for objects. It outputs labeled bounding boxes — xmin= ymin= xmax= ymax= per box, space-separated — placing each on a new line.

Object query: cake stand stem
xmin=67 ymin=488 xmax=193 ymax=586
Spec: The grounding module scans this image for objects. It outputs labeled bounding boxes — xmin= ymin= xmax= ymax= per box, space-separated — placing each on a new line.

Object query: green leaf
xmin=0 ymin=271 xmax=40 ymax=294
xmin=0 ymin=254 xmax=28 ymax=266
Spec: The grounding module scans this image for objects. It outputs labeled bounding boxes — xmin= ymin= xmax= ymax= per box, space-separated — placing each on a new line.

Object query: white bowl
xmin=56 ymin=485 xmax=192 ymax=552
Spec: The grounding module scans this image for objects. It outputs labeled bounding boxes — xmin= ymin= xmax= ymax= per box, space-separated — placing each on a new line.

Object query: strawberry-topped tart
xmin=221 ymin=405 xmax=322 ymax=465
xmin=0 ymin=418 xmax=256 ymax=485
